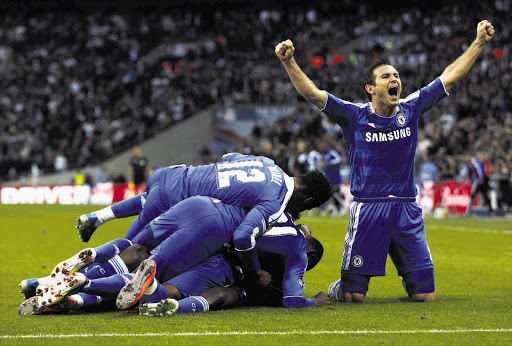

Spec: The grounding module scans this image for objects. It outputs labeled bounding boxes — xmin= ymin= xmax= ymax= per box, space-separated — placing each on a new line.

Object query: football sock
xmin=82 ymin=273 xmax=134 ymax=296
xmin=111 ymin=193 xmax=147 ymax=219
xmin=92 ymin=206 xmax=115 ymax=226
xmin=71 ymin=293 xmax=86 ymax=310
xmin=83 ymin=255 xmax=129 ymax=279
xmin=401 ymin=268 xmax=435 ymax=295
xmin=94 ymin=239 xmax=133 ymax=262
xmin=74 ymin=293 xmax=116 ymax=312
xmin=176 ymin=296 xmax=209 ymax=314
xmin=139 ymin=279 xmax=168 ymax=305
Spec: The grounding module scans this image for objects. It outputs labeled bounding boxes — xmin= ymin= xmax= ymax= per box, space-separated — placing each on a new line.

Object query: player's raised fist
xmin=275 ymin=39 xmax=295 ymax=61
xmin=477 ymin=20 xmax=495 ymax=43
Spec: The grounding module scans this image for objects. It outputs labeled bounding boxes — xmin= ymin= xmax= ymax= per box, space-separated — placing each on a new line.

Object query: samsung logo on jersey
xmin=365 ymin=127 xmax=411 ymax=142
xmin=267 ymin=166 xmax=283 ymax=186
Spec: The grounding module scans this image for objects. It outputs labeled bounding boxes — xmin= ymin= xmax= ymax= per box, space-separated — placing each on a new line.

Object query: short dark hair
xmin=298 ymin=171 xmax=332 ymax=208
xmin=306 ymin=237 xmax=324 ymax=271
xmin=362 ymin=58 xmax=392 ymax=101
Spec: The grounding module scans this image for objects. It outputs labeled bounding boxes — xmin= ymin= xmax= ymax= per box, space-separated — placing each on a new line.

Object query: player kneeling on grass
xmin=276 ymin=20 xmax=495 ymax=303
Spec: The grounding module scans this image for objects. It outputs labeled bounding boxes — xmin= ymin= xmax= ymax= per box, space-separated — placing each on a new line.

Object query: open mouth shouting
xmin=388 ymin=85 xmax=399 ymax=101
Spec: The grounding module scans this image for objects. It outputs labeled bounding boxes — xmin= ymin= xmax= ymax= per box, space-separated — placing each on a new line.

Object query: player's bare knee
xmin=119 ymin=244 xmax=151 ymax=272
xmin=162 ymin=283 xmax=184 ymax=300
xmin=339 ymin=291 xmax=365 ymax=303
xmin=338 ymin=273 xmax=369 ymax=303
xmin=411 ymin=292 xmax=436 ymax=302
xmin=401 ymin=269 xmax=435 ymax=302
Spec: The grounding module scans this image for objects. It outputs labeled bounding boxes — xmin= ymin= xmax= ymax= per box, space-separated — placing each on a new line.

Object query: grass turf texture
xmin=0 ymin=204 xmax=511 ymax=344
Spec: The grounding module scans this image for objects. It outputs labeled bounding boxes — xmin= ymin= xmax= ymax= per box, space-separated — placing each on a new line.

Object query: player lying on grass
xmin=275 ymin=20 xmax=495 ymax=303
xmin=18 ymin=219 xmax=329 ymax=315
xmin=20 ymin=194 xmax=249 ymax=301
xmin=18 ymin=237 xmax=137 ymax=300
xmin=75 ymin=152 xmax=331 ymax=289
xmin=18 ymin=242 xmax=152 ymax=314
xmin=18 ymin=197 xmax=329 ymax=314
xmin=20 ymin=195 xmax=250 ymax=310
xmin=137 ymin=222 xmax=330 ymax=317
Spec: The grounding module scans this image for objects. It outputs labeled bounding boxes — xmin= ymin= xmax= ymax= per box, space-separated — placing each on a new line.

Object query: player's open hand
xmin=275 ymin=39 xmax=295 ymax=62
xmin=477 ymin=20 xmax=495 ymax=43
xmin=312 ymin=291 xmax=330 ymax=307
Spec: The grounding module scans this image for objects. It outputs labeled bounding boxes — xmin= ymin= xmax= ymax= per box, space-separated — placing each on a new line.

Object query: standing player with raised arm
xmin=275 ymin=20 xmax=495 ymax=302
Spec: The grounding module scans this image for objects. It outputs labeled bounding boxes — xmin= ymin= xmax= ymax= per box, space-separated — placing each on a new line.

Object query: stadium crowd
xmin=0 ymin=0 xmax=510 ymax=207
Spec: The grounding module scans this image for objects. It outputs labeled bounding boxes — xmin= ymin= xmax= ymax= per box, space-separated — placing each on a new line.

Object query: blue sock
xmin=74 ymin=293 xmax=116 ymax=311
xmin=94 ymin=239 xmax=133 ymax=262
xmin=111 ymin=193 xmax=147 ymax=218
xmin=82 ymin=273 xmax=134 ymax=296
xmin=176 ymin=296 xmax=209 ymax=314
xmin=82 ymin=255 xmax=129 ymax=279
xmin=139 ymin=280 xmax=168 ymax=305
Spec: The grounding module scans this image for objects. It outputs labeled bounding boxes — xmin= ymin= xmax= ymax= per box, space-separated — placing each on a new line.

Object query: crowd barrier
xmin=0 ymin=181 xmax=475 ymax=215
xmin=0 ymin=183 xmax=144 ymax=206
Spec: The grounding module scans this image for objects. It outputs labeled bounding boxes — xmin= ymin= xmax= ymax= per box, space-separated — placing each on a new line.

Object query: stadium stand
xmin=0 ymin=1 xmax=510 ymax=211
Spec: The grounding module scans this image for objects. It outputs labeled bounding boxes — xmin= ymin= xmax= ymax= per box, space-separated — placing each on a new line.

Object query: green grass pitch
xmin=0 ymin=204 xmax=511 ymax=344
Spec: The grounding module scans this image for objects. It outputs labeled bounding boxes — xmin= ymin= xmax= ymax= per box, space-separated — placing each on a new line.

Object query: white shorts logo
xmin=352 ymin=255 xmax=363 ymax=268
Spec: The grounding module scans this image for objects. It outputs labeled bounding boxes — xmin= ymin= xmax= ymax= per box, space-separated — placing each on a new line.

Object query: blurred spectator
xmin=418 ymin=152 xmax=440 ymax=184
xmin=319 ymin=140 xmax=345 ymax=215
xmin=95 ymin=166 xmax=110 ymax=184
xmin=0 ymin=1 xmax=509 ymax=188
xmin=54 ymin=152 xmax=68 ymax=172
xmin=493 ymin=158 xmax=512 ymax=212
xmin=467 ymin=154 xmax=493 ymax=215
xmin=128 ymin=146 xmax=150 ymax=188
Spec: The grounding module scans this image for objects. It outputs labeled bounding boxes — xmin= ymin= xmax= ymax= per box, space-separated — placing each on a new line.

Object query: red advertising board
xmin=417 ymin=181 xmax=473 ymax=214
xmin=0 ymin=183 xmax=145 ymax=205
xmin=1 ymin=181 xmax=473 ymax=214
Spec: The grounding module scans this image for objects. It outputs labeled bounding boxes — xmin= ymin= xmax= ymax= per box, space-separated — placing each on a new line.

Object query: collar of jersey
xmin=368 ymin=102 xmax=400 ymax=118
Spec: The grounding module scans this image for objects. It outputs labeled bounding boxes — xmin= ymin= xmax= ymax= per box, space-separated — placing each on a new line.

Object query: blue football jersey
xmin=183 ymin=153 xmax=294 ymax=249
xmin=155 ymin=153 xmax=294 ymax=275
xmin=255 ymin=213 xmax=315 ymax=308
xmin=321 ymin=78 xmax=448 ymax=201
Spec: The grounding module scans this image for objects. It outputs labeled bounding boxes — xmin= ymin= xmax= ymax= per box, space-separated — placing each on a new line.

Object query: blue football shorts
xmin=340 ymin=200 xmax=434 ymax=277
xmin=165 ymin=254 xmax=236 ymax=297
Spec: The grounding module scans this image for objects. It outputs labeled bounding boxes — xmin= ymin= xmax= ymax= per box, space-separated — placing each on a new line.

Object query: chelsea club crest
xmin=396 ymin=113 xmax=406 ymax=127
xmin=352 ymin=255 xmax=363 ymax=268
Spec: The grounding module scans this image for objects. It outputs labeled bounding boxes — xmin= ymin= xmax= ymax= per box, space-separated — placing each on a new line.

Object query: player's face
xmin=371 ymin=65 xmax=402 ymax=107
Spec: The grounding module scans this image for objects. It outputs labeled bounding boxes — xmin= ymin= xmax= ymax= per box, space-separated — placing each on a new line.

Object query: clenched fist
xmin=275 ymin=39 xmax=295 ymax=62
xmin=477 ymin=20 xmax=495 ymax=43
xmin=312 ymin=291 xmax=331 ymax=307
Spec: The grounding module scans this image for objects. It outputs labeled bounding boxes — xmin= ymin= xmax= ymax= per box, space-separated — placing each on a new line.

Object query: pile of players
xmin=18 ymin=153 xmax=332 ymax=316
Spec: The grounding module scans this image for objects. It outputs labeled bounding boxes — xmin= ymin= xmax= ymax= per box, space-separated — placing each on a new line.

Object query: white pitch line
xmin=1 ymin=329 xmax=512 ymax=338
